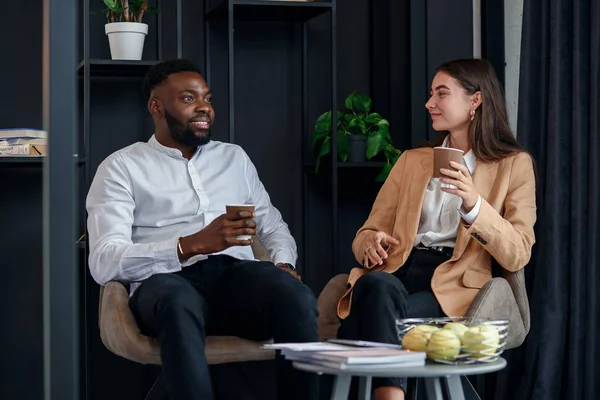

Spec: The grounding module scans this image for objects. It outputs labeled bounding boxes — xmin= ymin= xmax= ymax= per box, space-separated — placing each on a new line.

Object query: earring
xmin=470 ymin=109 xmax=476 ymax=121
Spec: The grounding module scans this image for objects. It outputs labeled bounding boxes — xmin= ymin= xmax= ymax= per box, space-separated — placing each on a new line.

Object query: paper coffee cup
xmin=225 ymin=204 xmax=255 ymax=240
xmin=433 ymin=147 xmax=464 ymax=178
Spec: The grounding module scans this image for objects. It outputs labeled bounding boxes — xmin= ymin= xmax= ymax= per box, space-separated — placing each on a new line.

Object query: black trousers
xmin=337 ymin=249 xmax=450 ymax=392
xmin=129 ymin=255 xmax=319 ymax=400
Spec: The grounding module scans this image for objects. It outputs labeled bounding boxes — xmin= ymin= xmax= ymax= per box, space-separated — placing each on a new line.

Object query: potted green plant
xmin=312 ymin=92 xmax=402 ymax=181
xmin=97 ymin=0 xmax=159 ymax=60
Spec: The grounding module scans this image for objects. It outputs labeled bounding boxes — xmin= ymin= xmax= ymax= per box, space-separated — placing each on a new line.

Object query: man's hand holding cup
xmin=178 ymin=204 xmax=256 ymax=260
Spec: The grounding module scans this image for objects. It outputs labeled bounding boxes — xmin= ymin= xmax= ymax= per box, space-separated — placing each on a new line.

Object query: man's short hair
xmin=142 ymin=59 xmax=205 ymax=100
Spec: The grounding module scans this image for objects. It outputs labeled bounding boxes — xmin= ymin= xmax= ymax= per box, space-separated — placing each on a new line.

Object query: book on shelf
xmin=0 ymin=129 xmax=47 ymax=140
xmin=0 ymin=129 xmax=48 ymax=156
xmin=0 ymin=143 xmax=46 ymax=156
xmin=0 ymin=138 xmax=46 ymax=146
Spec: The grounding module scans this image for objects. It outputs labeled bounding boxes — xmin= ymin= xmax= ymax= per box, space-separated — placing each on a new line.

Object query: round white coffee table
xmin=293 ymin=357 xmax=506 ymax=400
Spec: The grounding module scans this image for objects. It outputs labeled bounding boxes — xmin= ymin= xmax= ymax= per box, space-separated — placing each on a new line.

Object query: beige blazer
xmin=337 ymin=147 xmax=537 ymax=319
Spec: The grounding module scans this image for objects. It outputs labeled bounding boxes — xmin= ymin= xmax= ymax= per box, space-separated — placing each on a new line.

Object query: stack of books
xmin=0 ymin=129 xmax=47 ymax=156
xmin=264 ymin=340 xmax=426 ymax=370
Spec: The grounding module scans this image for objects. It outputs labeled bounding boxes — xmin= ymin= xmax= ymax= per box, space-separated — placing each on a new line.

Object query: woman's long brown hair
xmin=429 ymin=59 xmax=528 ymax=163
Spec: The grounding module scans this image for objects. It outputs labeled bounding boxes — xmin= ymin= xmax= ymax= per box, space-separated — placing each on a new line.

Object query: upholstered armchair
xmin=98 ymin=238 xmax=343 ymax=399
xmin=316 ymin=266 xmax=530 ymax=399
xmin=317 ymin=267 xmax=530 ymax=350
xmin=98 ymin=240 xmax=277 ymax=371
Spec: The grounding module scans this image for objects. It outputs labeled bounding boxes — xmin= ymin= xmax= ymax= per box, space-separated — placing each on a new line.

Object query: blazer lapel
xmin=451 ymin=161 xmax=499 ymax=260
xmin=473 ymin=161 xmax=498 ymax=200
xmin=401 ymin=152 xmax=434 ymax=256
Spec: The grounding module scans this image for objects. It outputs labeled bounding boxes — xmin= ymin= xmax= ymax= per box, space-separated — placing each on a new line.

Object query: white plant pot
xmin=105 ymin=22 xmax=148 ymax=60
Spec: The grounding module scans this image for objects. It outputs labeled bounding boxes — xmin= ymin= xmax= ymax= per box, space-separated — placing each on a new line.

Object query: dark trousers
xmin=129 ymin=255 xmax=319 ymax=400
xmin=337 ymin=249 xmax=450 ymax=392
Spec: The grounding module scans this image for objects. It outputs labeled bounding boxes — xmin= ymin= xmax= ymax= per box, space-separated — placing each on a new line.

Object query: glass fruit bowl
xmin=396 ymin=317 xmax=509 ymax=365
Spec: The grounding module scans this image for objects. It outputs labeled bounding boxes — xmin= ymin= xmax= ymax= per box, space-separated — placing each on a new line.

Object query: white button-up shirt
xmin=414 ymin=136 xmax=482 ymax=248
xmin=86 ymin=135 xmax=297 ymax=288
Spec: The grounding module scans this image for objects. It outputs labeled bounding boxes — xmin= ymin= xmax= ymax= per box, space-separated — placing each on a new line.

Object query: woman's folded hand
xmin=363 ymin=231 xmax=400 ymax=266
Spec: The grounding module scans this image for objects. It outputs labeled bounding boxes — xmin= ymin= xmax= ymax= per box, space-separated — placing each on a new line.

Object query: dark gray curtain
xmin=492 ymin=1 xmax=600 ymax=399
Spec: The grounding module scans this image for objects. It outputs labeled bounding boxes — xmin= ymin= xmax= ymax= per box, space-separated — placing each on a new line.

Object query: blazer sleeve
xmin=462 ymin=152 xmax=537 ymax=271
xmin=351 ymin=151 xmax=408 ymax=267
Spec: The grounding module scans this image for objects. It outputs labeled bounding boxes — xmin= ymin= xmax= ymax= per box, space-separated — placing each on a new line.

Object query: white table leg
xmin=331 ymin=374 xmax=352 ymax=400
xmin=358 ymin=376 xmax=372 ymax=400
xmin=444 ymin=375 xmax=466 ymax=400
xmin=425 ymin=377 xmax=444 ymax=400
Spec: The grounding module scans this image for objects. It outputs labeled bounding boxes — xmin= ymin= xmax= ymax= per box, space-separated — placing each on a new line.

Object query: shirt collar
xmin=442 ymin=135 xmax=477 ymax=175
xmin=148 ymin=134 xmax=204 ymax=160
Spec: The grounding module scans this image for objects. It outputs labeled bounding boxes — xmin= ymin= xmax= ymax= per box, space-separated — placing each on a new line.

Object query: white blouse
xmin=413 ymin=137 xmax=482 ymax=248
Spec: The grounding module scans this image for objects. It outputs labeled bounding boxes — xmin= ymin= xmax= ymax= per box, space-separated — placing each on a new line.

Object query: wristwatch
xmin=278 ymin=263 xmax=296 ymax=271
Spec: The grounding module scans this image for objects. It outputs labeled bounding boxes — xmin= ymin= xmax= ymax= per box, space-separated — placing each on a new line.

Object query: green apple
xmin=401 ymin=325 xmax=439 ymax=352
xmin=443 ymin=322 xmax=469 ymax=339
xmin=461 ymin=325 xmax=500 ymax=358
xmin=413 ymin=324 xmax=440 ymax=334
xmin=427 ymin=330 xmax=461 ymax=361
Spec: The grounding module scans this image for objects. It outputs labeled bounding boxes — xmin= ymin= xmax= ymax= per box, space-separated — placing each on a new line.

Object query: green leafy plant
xmin=97 ymin=0 xmax=159 ymax=23
xmin=374 ymin=144 xmax=403 ymax=182
xmin=312 ymin=92 xmax=403 ymax=181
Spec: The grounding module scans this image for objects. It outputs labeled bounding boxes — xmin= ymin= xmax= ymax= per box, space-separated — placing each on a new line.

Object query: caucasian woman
xmin=336 ymin=59 xmax=537 ymax=400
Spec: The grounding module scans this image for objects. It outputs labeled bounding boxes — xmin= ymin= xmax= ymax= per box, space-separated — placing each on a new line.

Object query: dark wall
xmin=0 ymin=0 xmax=483 ymax=399
xmin=410 ymin=0 xmax=475 ymax=144
xmin=0 ymin=1 xmax=43 ymax=129
xmin=0 ymin=1 xmax=44 ymax=399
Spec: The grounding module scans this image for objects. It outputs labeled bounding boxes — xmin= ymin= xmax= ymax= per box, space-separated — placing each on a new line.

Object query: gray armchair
xmin=317 ymin=268 xmax=530 ymax=350
xmin=98 ymin=240 xmax=276 ymax=370
xmin=98 ymin=239 xmax=342 ymax=399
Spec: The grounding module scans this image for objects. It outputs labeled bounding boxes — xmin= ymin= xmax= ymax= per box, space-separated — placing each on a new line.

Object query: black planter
xmin=348 ymin=135 xmax=367 ymax=162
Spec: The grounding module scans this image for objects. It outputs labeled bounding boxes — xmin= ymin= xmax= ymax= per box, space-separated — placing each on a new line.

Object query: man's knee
xmin=354 ymin=271 xmax=408 ymax=300
xmin=141 ymin=274 xmax=205 ymax=317
xmin=274 ymin=281 xmax=318 ymax=318
xmin=272 ymin=282 xmax=318 ymax=341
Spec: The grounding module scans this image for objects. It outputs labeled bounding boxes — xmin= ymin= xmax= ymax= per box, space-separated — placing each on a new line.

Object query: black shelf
xmin=303 ymin=161 xmax=387 ymax=172
xmin=0 ymin=156 xmax=44 ymax=164
xmin=206 ymin=0 xmax=332 ymax=22
xmin=77 ymin=59 xmax=159 ymax=78
xmin=0 ymin=156 xmax=87 ymax=166
xmin=337 ymin=162 xmax=387 ymax=168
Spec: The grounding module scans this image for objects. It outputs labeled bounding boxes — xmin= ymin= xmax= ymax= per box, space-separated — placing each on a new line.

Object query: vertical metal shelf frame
xmin=43 ymin=0 xmax=79 ymax=399
xmin=81 ymin=1 xmax=91 ymax=398
xmin=228 ymin=1 xmax=235 ymax=143
xmin=157 ymin=0 xmax=164 ymax=60
xmin=203 ymin=1 xmax=338 ymax=284
xmin=177 ymin=0 xmax=183 ymax=58
xmin=330 ymin=0 xmax=338 ymax=277
xmin=79 ymin=0 xmax=183 ymax=397
xmin=409 ymin=0 xmax=428 ymax=146
xmin=301 ymin=21 xmax=309 ymax=283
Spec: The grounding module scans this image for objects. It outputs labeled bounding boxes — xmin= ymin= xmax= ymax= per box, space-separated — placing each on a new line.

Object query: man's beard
xmin=165 ymin=109 xmax=212 ymax=147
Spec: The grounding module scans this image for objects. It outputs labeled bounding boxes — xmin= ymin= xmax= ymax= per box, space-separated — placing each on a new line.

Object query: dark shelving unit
xmin=303 ymin=161 xmax=386 ymax=171
xmin=337 ymin=161 xmax=387 ymax=168
xmin=0 ymin=157 xmax=44 ymax=164
xmin=206 ymin=0 xmax=332 ymax=22
xmin=77 ymin=59 xmax=160 ymax=78
xmin=78 ymin=0 xmax=182 ymax=398
xmin=0 ymin=156 xmax=87 ymax=165
xmin=204 ymin=0 xmax=337 ymax=286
